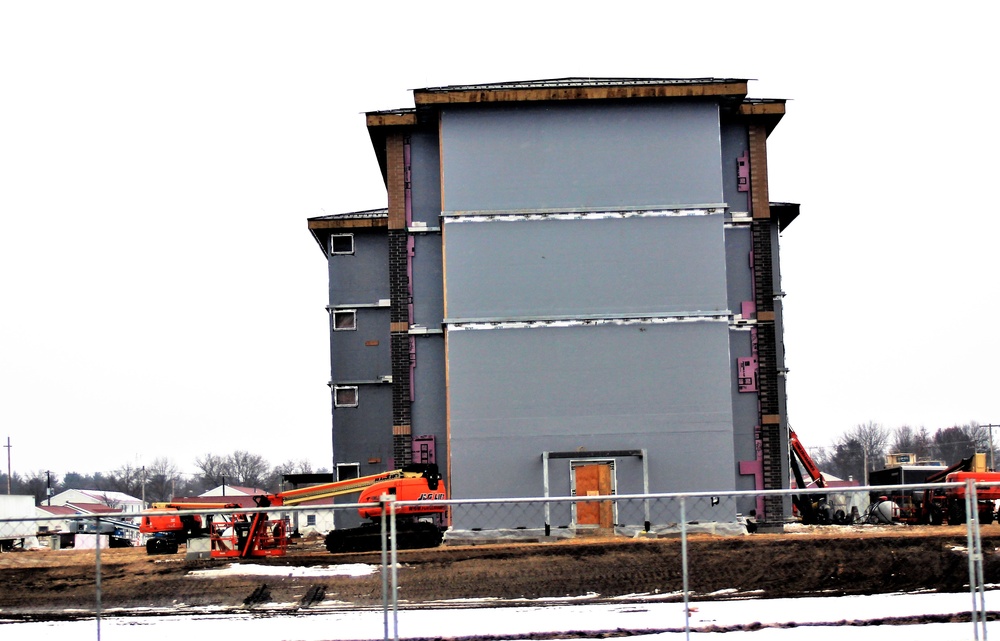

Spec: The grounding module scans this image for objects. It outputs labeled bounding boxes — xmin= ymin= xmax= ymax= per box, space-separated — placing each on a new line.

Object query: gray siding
xmin=720 ymin=122 xmax=749 ymax=212
xmin=328 ymin=231 xmax=390 ymax=303
xmin=724 ymin=225 xmax=753 ymax=317
xmin=332 ymin=383 xmax=392 ymax=472
xmin=411 ymin=333 xmax=447 ymax=459
xmin=410 ymin=131 xmax=442 ymax=226
xmin=444 ymin=214 xmax=728 ymax=321
xmin=440 ymin=103 xmax=724 ymax=212
xmin=729 ymin=328 xmax=760 ymax=499
xmin=330 ymin=382 xmax=391 ymax=529
xmin=412 ymin=233 xmax=444 ymax=328
xmin=329 ymin=307 xmax=390 ymax=382
xmin=446 ymin=321 xmax=736 ymax=502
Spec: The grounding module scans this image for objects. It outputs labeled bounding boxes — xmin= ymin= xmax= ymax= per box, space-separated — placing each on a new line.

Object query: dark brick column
xmin=386 ymin=134 xmax=412 ymax=467
xmin=749 ymin=124 xmax=785 ymax=521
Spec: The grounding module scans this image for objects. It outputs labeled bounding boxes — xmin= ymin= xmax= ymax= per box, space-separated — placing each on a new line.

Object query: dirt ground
xmin=0 ymin=524 xmax=997 ymax=621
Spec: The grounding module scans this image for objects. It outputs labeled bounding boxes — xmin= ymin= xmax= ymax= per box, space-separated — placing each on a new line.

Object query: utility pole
xmin=4 ymin=438 xmax=10 ymax=495
xmin=984 ymin=423 xmax=998 ymax=471
xmin=46 ymin=470 xmax=51 ymax=506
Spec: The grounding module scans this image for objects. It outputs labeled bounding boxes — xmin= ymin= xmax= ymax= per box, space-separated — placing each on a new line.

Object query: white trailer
xmin=0 ymin=495 xmax=37 ymax=550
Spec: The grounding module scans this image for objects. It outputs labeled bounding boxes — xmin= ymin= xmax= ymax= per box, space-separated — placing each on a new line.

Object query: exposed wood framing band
xmin=749 ymin=125 xmax=771 ymax=220
xmin=367 ymin=113 xmax=418 ymax=127
xmin=414 ymin=82 xmax=749 ymax=105
xmin=308 ymin=218 xmax=388 ymax=230
xmin=386 ymin=134 xmax=406 ymax=230
xmin=738 ymin=102 xmax=785 ymax=117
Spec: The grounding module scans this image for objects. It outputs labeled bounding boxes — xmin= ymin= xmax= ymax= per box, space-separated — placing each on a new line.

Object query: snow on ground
xmin=0 ymin=589 xmax=995 ymax=640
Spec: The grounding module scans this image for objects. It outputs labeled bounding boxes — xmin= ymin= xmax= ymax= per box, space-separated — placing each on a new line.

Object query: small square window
xmin=334 ymin=386 xmax=359 ymax=407
xmin=306 ymin=514 xmax=317 ymax=527
xmin=337 ymin=463 xmax=360 ymax=481
xmin=330 ymin=234 xmax=354 ymax=255
xmin=333 ymin=310 xmax=356 ymax=331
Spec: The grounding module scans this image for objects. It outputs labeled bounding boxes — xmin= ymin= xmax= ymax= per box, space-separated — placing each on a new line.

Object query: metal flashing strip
xmin=328 ymin=378 xmax=392 ymax=387
xmin=441 ymin=205 xmax=726 ymax=222
xmin=725 ymin=211 xmax=752 ymax=227
xmin=408 ymin=326 xmax=444 ymax=335
xmin=327 ymin=300 xmax=391 ymax=310
xmin=447 ymin=314 xmax=730 ymax=332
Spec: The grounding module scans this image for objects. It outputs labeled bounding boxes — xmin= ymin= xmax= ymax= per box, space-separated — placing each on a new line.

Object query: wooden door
xmin=575 ymin=463 xmax=613 ymax=528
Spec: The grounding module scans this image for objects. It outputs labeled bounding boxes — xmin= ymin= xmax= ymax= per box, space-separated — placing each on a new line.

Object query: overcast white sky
xmin=1 ymin=2 xmax=997 ymax=481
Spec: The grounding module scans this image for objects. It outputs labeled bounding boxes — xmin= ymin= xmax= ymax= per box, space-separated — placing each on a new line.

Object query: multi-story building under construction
xmin=308 ymin=77 xmax=799 ymax=529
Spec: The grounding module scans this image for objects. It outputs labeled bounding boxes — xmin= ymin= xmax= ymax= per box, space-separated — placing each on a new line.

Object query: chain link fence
xmin=0 ymin=482 xmax=994 ymax=640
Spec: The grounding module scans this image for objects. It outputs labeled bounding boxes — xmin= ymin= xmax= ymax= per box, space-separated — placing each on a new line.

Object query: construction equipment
xmin=140 ymin=464 xmax=447 ymax=557
xmin=788 ymin=428 xmax=842 ymax=524
xmin=870 ymin=453 xmax=1000 ymax=525
xmin=918 ymin=454 xmax=1000 ymax=525
xmin=139 ymin=502 xmax=233 ymax=554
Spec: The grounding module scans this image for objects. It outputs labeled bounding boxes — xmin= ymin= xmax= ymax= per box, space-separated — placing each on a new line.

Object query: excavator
xmin=139 ymin=463 xmax=448 ymax=557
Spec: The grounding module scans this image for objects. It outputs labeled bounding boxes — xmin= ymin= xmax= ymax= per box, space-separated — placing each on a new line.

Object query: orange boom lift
xmin=140 ymin=464 xmax=447 ymax=557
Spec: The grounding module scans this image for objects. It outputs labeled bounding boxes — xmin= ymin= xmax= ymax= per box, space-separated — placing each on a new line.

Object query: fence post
xmin=680 ymin=495 xmax=690 ymax=641
xmin=389 ymin=497 xmax=399 ymax=641
xmin=94 ymin=516 xmax=102 ymax=641
xmin=381 ymin=496 xmax=389 ymax=641
xmin=964 ymin=480 xmax=987 ymax=641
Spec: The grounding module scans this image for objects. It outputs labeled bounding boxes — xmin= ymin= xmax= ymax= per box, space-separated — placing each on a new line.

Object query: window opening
xmin=334 ymin=386 xmax=359 ymax=407
xmin=330 ymin=234 xmax=354 ymax=255
xmin=333 ymin=310 xmax=356 ymax=331
xmin=337 ymin=463 xmax=360 ymax=481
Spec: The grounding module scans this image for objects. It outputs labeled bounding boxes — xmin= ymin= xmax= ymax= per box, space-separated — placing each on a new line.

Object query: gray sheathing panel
xmin=440 ymin=102 xmax=723 ymax=212
xmin=330 ymin=307 xmax=390 ymax=382
xmin=332 ymin=383 xmax=392 ymax=474
xmin=447 ymin=321 xmax=736 ymax=507
xmin=720 ymin=122 xmax=749 ymax=213
xmin=411 ymin=333 xmax=447 ymax=459
xmin=328 ymin=231 xmax=390 ymax=303
xmin=412 ymin=234 xmax=444 ymax=328
xmin=332 ymin=383 xmax=392 ymax=529
xmin=729 ymin=328 xmax=761 ymax=509
xmin=410 ymin=131 xmax=442 ymax=226
xmin=444 ymin=214 xmax=728 ymax=321
xmin=724 ymin=225 xmax=753 ymax=315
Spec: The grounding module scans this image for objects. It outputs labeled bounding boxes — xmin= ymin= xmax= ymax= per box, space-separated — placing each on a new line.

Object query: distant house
xmin=40 ymin=492 xmax=144 ymax=544
xmin=199 ymin=484 xmax=270 ymax=498
xmin=47 ymin=489 xmax=144 ymax=514
xmin=35 ymin=504 xmax=77 ymax=534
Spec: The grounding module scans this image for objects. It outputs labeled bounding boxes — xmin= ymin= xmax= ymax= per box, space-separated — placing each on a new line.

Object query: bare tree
xmin=891 ymin=425 xmax=915 ymax=453
xmin=107 ymin=463 xmax=143 ymax=498
xmin=269 ymin=459 xmax=317 ymax=491
xmin=932 ymin=422 xmax=990 ymax=465
xmin=13 ymin=470 xmax=53 ymax=505
xmin=195 ymin=453 xmax=232 ymax=490
xmin=913 ymin=426 xmax=933 ymax=462
xmin=853 ymin=421 xmax=890 ymax=479
xmin=227 ymin=450 xmax=270 ymax=488
xmin=823 ymin=422 xmax=889 ymax=482
xmin=145 ymin=457 xmax=180 ymax=503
